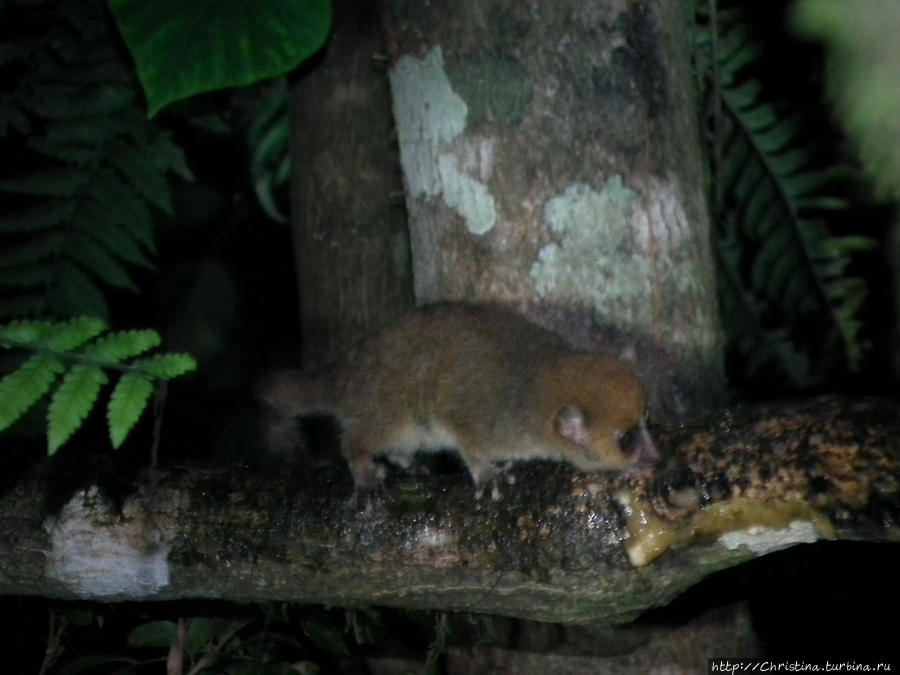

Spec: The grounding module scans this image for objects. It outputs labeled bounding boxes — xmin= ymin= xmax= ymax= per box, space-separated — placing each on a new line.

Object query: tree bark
xmin=380 ymin=0 xmax=723 ymax=416
xmin=3 ymin=397 xmax=897 ymax=623
xmin=289 ymin=0 xmax=414 ymax=369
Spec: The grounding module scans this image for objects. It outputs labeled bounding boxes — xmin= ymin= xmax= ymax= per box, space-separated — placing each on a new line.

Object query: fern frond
xmin=137 ymin=353 xmax=198 ymax=380
xmin=715 ymin=236 xmax=820 ymax=386
xmin=0 ymin=316 xmax=107 ymax=351
xmin=0 ymin=317 xmax=196 ymax=452
xmin=68 ymin=233 xmax=138 ymax=292
xmin=40 ymin=116 xmax=117 ymax=146
xmin=107 ymin=372 xmax=154 ymax=448
xmin=0 ymin=202 xmax=77 ymax=233
xmin=0 ymin=263 xmax=55 ymax=289
xmin=78 ymin=206 xmax=156 ymax=270
xmin=53 ymin=264 xmax=110 ymax=320
xmin=699 ymin=5 xmax=874 ymax=386
xmin=107 ymin=137 xmax=175 ymax=216
xmin=151 ymin=131 xmax=194 ymax=181
xmin=246 ymin=78 xmax=291 ymax=223
xmin=86 ymin=169 xmax=158 ymax=252
xmin=0 ymin=319 xmax=61 ymax=345
xmin=48 ymin=364 xmax=108 ymax=454
xmin=0 ymin=0 xmax=189 ymax=319
xmin=41 ymin=316 xmax=108 ymax=351
xmin=0 ymin=232 xmax=65 ymax=268
xmin=82 ymin=329 xmax=160 ymax=363
xmin=0 ymin=355 xmax=65 ymax=433
xmin=0 ymin=294 xmax=48 ymax=319
xmin=0 ymin=168 xmax=88 ymax=197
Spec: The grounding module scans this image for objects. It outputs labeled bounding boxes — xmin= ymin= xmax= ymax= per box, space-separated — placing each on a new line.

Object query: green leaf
xmin=726 ymin=80 xmax=762 ymax=108
xmin=0 ymin=167 xmax=88 ymax=196
xmin=48 ymin=364 xmax=108 ymax=454
xmin=86 ymin=169 xmax=158 ymax=253
xmin=62 ymin=608 xmax=96 ymax=627
xmin=0 ymin=201 xmax=76 ymax=232
xmin=83 ymin=329 xmax=161 ymax=363
xmin=824 ymin=235 xmax=877 ymax=254
xmin=108 ymin=140 xmax=174 ymax=215
xmin=769 ymin=147 xmax=813 ymax=176
xmin=756 ymin=118 xmax=801 ymax=154
xmin=109 ymin=0 xmax=332 ymax=116
xmin=107 ymin=372 xmax=153 ymax=448
xmin=0 ymin=262 xmax=55 ymax=289
xmin=0 ymin=292 xmax=47 ymax=319
xmin=301 ymin=619 xmax=350 ymax=657
xmin=27 ymin=138 xmax=98 ymax=166
xmin=44 ymin=114 xmax=122 ymax=145
xmin=79 ymin=213 xmax=156 ymax=270
xmin=137 ymin=353 xmax=197 ymax=379
xmin=69 ymin=233 xmax=139 ymax=292
xmin=127 ymin=619 xmax=178 ymax=648
xmin=150 ymin=131 xmax=194 ymax=181
xmin=42 ymin=316 xmax=107 ymax=351
xmin=0 ymin=319 xmax=56 ymax=345
xmin=0 ymin=231 xmax=63 ymax=266
xmin=54 ymin=264 xmax=111 ymax=320
xmin=705 ymin=6 xmax=872 ymax=385
xmin=0 ymin=355 xmax=64 ymax=432
xmin=187 ymin=618 xmax=248 ymax=653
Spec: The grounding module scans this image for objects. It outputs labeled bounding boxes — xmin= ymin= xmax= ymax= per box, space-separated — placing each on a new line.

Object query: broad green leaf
xmin=48 ymin=365 xmax=108 ymax=455
xmin=107 ymin=373 xmax=153 ymax=448
xmin=127 ymin=619 xmax=178 ymax=648
xmin=0 ymin=355 xmax=64 ymax=432
xmin=187 ymin=618 xmax=248 ymax=653
xmin=301 ymin=619 xmax=350 ymax=657
xmin=62 ymin=609 xmax=96 ymax=627
xmin=109 ymin=0 xmax=332 ymax=117
xmin=137 ymin=353 xmax=197 ymax=379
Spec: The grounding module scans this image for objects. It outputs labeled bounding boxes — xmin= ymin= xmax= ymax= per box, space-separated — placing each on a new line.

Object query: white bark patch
xmin=390 ymin=46 xmax=497 ymax=235
xmin=45 ymin=486 xmax=171 ymax=598
xmin=718 ymin=520 xmax=821 ymax=556
xmin=530 ymin=175 xmax=694 ymax=336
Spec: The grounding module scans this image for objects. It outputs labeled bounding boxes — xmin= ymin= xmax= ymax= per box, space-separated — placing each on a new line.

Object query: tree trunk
xmin=289 ymin=0 xmax=414 ymax=369
xmin=380 ymin=0 xmax=723 ymax=417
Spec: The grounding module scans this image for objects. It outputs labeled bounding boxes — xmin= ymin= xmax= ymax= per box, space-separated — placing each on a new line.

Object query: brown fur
xmin=259 ymin=304 xmax=657 ymax=494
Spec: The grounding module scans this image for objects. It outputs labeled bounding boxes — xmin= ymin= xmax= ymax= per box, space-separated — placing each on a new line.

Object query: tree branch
xmin=1 ymin=396 xmax=897 ymax=624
